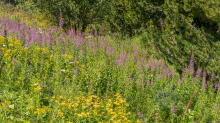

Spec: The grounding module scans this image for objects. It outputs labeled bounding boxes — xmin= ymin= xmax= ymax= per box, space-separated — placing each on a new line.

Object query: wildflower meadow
xmin=0 ymin=2 xmax=220 ymax=123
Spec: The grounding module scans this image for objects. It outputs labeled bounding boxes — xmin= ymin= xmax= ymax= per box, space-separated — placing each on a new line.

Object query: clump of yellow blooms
xmin=50 ymin=92 xmax=131 ymax=122
xmin=0 ymin=36 xmax=23 ymax=62
xmin=0 ymin=101 xmax=11 ymax=109
xmin=34 ymin=106 xmax=51 ymax=117
xmin=62 ymin=54 xmax=74 ymax=62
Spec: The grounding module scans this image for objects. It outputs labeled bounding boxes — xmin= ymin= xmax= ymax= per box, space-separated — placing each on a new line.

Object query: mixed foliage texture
xmin=0 ymin=1 xmax=220 ymax=123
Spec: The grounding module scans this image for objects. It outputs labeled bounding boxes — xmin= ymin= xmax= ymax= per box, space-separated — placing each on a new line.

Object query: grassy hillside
xmin=0 ymin=2 xmax=220 ymax=123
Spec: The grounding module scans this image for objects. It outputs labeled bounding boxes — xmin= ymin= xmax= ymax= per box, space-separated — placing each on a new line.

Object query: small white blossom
xmin=34 ymin=83 xmax=38 ymax=86
xmin=61 ymin=69 xmax=66 ymax=72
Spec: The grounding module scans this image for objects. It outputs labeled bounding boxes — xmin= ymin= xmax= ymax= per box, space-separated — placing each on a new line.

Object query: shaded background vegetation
xmin=2 ymin=0 xmax=220 ymax=82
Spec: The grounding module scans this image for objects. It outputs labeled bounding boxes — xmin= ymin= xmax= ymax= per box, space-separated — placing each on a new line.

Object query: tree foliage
xmin=149 ymin=0 xmax=220 ymax=82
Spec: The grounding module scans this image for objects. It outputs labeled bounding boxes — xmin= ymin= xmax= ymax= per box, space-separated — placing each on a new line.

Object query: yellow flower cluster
xmin=0 ymin=101 xmax=11 ymax=109
xmin=34 ymin=106 xmax=51 ymax=117
xmin=62 ymin=54 xmax=74 ymax=62
xmin=33 ymin=85 xmax=41 ymax=92
xmin=26 ymin=106 xmax=35 ymax=111
xmin=0 ymin=36 xmax=23 ymax=62
xmin=50 ymin=92 xmax=131 ymax=122
xmin=3 ymin=49 xmax=12 ymax=61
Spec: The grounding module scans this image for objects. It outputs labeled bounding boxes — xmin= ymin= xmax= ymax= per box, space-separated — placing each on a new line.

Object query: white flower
xmin=70 ymin=62 xmax=74 ymax=64
xmin=3 ymin=45 xmax=6 ymax=47
xmin=61 ymin=69 xmax=66 ymax=72
xmin=85 ymin=36 xmax=92 ymax=39
xmin=33 ymin=83 xmax=38 ymax=86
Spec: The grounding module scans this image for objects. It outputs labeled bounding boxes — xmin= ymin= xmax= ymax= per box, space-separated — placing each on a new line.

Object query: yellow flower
xmin=36 ymin=47 xmax=41 ymax=51
xmin=34 ymin=85 xmax=41 ymax=92
xmin=82 ymin=105 xmax=88 ymax=109
xmin=77 ymin=113 xmax=83 ymax=117
xmin=84 ymin=112 xmax=90 ymax=117
xmin=0 ymin=48 xmax=5 ymax=51
xmin=8 ymin=43 xmax=13 ymax=47
xmin=60 ymin=101 xmax=67 ymax=106
xmin=6 ymin=49 xmax=11 ymax=53
xmin=136 ymin=119 xmax=141 ymax=123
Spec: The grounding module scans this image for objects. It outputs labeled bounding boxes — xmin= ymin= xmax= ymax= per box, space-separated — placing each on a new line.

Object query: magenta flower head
xmin=189 ymin=59 xmax=194 ymax=75
xmin=59 ymin=19 xmax=63 ymax=27
xmin=195 ymin=69 xmax=202 ymax=78
xmin=171 ymin=105 xmax=175 ymax=113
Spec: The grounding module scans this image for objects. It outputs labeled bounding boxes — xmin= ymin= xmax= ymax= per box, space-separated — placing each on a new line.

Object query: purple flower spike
xmin=74 ymin=69 xmax=78 ymax=76
xmin=195 ymin=69 xmax=202 ymax=78
xmin=189 ymin=59 xmax=194 ymax=75
xmin=202 ymin=82 xmax=207 ymax=90
xmin=211 ymin=73 xmax=214 ymax=80
xmin=171 ymin=105 xmax=175 ymax=113
xmin=59 ymin=19 xmax=63 ymax=27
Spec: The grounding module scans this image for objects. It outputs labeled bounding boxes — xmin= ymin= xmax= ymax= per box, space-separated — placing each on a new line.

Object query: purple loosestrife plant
xmin=74 ymin=69 xmax=78 ymax=77
xmin=100 ymin=42 xmax=105 ymax=51
xmin=211 ymin=73 xmax=214 ymax=81
xmin=147 ymin=79 xmax=151 ymax=86
xmin=141 ymin=57 xmax=146 ymax=66
xmin=59 ymin=19 xmax=63 ymax=27
xmin=195 ymin=69 xmax=202 ymax=78
xmin=163 ymin=69 xmax=169 ymax=77
xmin=171 ymin=70 xmax=175 ymax=78
xmin=171 ymin=105 xmax=175 ymax=113
xmin=93 ymin=43 xmax=98 ymax=55
xmin=133 ymin=46 xmax=139 ymax=61
xmin=143 ymin=50 xmax=146 ymax=56
xmin=95 ymin=30 xmax=98 ymax=37
xmin=202 ymin=82 xmax=207 ymax=90
xmin=189 ymin=59 xmax=194 ymax=75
